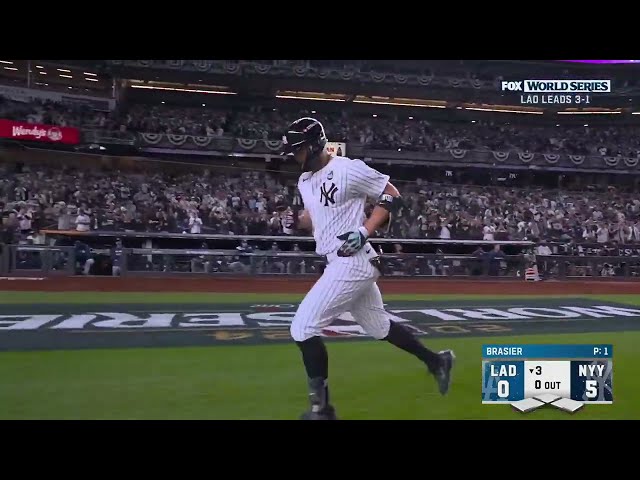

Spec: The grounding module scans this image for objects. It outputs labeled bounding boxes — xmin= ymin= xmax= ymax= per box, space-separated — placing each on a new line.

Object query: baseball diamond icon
xmin=511 ymin=394 xmax=584 ymax=414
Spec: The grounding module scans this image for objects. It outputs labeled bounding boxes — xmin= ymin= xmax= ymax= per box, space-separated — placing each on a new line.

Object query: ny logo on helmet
xmin=320 ymin=182 xmax=338 ymax=206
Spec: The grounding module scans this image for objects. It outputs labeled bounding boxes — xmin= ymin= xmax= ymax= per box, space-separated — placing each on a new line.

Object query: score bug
xmin=482 ymin=344 xmax=613 ymax=413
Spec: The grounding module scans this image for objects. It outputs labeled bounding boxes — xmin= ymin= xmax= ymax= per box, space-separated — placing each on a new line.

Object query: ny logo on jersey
xmin=320 ymin=182 xmax=338 ymax=206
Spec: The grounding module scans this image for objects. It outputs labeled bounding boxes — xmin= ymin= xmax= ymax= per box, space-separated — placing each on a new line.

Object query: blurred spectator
xmin=74 ymin=240 xmax=94 ymax=275
xmin=111 ymin=238 xmax=124 ymax=276
xmin=75 ymin=210 xmax=91 ymax=232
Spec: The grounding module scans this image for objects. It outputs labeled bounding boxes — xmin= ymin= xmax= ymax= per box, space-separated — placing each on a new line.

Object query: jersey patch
xmin=320 ymin=182 xmax=338 ymax=206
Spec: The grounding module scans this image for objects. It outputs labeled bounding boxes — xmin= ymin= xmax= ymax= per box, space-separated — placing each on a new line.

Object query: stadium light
xmin=85 ymin=78 xmax=98 ymax=82
xmin=276 ymin=94 xmax=345 ymax=102
xmin=557 ymin=111 xmax=621 ymax=115
xmin=465 ymin=107 xmax=543 ymax=114
xmin=3 ymin=67 xmax=18 ymax=71
xmin=353 ymin=97 xmax=447 ymax=108
xmin=131 ymin=85 xmax=237 ymax=95
xmin=354 ymin=99 xmax=447 ymax=108
xmin=60 ymin=74 xmax=72 ymax=78
xmin=57 ymin=68 xmax=71 ymax=73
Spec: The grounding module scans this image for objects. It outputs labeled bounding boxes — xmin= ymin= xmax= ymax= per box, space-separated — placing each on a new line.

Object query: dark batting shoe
xmin=432 ymin=349 xmax=455 ymax=396
xmin=300 ymin=405 xmax=338 ymax=420
xmin=300 ymin=377 xmax=338 ymax=420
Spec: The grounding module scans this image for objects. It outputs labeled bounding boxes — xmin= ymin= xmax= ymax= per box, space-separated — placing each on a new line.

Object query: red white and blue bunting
xmin=450 ymin=149 xmax=467 ymax=159
xmin=133 ymin=134 xmax=640 ymax=169
xmin=492 ymin=151 xmax=509 ymax=162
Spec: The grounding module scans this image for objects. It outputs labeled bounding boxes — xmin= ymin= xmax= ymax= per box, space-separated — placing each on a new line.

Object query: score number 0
xmin=497 ymin=380 xmax=509 ymax=398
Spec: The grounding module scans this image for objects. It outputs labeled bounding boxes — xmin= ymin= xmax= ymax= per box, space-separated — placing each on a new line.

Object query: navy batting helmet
xmin=281 ymin=117 xmax=327 ymax=171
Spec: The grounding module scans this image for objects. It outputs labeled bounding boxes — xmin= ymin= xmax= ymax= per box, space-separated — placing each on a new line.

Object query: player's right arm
xmin=286 ymin=176 xmax=313 ymax=234
xmin=296 ymin=209 xmax=312 ymax=231
xmin=284 ymin=208 xmax=312 ymax=233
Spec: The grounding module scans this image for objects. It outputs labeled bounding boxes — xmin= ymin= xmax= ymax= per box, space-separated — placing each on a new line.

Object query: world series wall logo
xmin=481 ymin=344 xmax=614 ymax=414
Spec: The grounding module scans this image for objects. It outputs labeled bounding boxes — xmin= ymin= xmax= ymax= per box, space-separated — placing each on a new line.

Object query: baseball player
xmin=281 ymin=117 xmax=455 ymax=420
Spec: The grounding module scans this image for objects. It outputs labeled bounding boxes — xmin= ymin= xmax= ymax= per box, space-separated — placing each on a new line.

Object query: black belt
xmin=321 ymin=254 xmax=384 ymax=275
xmin=370 ymin=256 xmax=384 ymax=275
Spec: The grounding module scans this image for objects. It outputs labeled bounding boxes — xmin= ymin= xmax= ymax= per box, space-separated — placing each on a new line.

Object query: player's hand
xmin=336 ymin=226 xmax=369 ymax=257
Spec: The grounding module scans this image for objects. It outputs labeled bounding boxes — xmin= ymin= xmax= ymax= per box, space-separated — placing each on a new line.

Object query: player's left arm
xmin=363 ymin=181 xmax=400 ymax=237
xmin=337 ymin=160 xmax=402 ymax=257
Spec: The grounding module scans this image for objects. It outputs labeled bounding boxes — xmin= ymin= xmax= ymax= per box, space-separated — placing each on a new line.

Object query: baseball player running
xmin=281 ymin=117 xmax=455 ymax=420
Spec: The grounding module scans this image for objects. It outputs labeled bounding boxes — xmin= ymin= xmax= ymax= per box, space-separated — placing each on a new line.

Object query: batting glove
xmin=336 ymin=226 xmax=369 ymax=257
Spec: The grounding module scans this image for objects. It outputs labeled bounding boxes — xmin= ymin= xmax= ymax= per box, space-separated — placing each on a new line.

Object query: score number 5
xmin=585 ymin=380 xmax=598 ymax=399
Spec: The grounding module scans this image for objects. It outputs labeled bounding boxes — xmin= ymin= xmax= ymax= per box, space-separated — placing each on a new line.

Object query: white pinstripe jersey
xmin=298 ymin=156 xmax=390 ymax=256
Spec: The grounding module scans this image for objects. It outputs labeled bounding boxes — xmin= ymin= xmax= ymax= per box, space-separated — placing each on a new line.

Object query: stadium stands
xmin=2 ymin=160 xmax=640 ymax=247
xmin=3 ymin=95 xmax=640 ymax=157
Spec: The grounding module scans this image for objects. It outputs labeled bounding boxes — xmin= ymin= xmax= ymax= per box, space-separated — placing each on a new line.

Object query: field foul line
xmin=60 ymin=316 xmax=629 ymax=334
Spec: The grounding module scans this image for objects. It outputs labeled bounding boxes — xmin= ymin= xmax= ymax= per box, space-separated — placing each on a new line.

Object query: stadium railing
xmin=2 ymin=243 xmax=640 ymax=280
xmin=40 ymin=230 xmax=640 ymax=256
xmin=38 ymin=229 xmax=534 ymax=245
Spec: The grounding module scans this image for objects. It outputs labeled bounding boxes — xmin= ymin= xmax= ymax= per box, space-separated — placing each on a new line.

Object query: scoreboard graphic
xmin=482 ymin=344 xmax=613 ymax=413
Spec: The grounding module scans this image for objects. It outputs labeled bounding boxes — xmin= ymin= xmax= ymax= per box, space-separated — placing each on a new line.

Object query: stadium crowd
xmin=3 ymin=95 xmax=640 ymax=158
xmin=3 ymin=161 xmax=640 ymax=251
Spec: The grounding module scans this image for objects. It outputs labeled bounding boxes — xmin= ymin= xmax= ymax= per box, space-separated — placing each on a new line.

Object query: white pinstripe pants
xmin=290 ymin=250 xmax=391 ymax=342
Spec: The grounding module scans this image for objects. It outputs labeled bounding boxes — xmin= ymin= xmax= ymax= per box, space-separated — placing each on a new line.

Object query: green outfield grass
xmin=0 ymin=291 xmax=638 ymax=420
xmin=1 ymin=291 xmax=640 ymax=305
